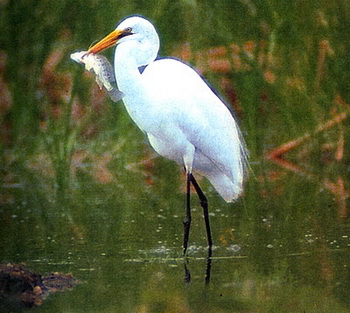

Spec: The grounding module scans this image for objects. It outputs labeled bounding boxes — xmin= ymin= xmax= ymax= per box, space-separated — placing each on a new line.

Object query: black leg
xmin=205 ymin=246 xmax=212 ymax=284
xmin=183 ymin=172 xmax=192 ymax=254
xmin=184 ymin=260 xmax=191 ymax=283
xmin=189 ymin=174 xmax=213 ymax=250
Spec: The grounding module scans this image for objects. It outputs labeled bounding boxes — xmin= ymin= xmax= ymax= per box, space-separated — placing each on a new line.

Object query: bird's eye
xmin=125 ymin=27 xmax=133 ymax=33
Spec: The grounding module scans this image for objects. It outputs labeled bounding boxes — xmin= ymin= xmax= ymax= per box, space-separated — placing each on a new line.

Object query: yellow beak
xmin=88 ymin=29 xmax=126 ymax=54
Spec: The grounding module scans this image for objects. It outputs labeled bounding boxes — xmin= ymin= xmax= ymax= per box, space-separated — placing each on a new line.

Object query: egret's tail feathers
xmin=206 ymin=173 xmax=244 ymax=203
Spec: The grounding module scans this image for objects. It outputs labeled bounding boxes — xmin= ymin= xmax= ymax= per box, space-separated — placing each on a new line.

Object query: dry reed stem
xmin=266 ymin=111 xmax=348 ymax=160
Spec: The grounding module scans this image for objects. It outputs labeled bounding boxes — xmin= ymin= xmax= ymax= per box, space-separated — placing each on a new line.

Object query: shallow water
xmin=1 ymin=154 xmax=349 ymax=312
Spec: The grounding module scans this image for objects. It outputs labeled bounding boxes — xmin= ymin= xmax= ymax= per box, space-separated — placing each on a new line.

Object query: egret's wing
xmin=179 ymin=91 xmax=247 ymax=187
xmin=143 ymin=58 xmax=247 ymax=194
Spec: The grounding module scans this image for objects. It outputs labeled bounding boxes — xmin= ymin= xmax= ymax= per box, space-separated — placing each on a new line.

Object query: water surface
xmin=1 ymin=153 xmax=349 ymax=312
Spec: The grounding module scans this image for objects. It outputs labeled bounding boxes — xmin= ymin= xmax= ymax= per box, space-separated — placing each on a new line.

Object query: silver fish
xmin=70 ymin=51 xmax=124 ymax=102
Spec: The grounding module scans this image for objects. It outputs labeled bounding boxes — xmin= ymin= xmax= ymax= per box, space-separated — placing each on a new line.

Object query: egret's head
xmin=88 ymin=16 xmax=160 ymax=66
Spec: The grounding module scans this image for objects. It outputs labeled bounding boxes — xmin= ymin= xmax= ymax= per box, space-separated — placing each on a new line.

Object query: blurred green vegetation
xmin=0 ymin=0 xmax=349 ymax=230
xmin=1 ymin=0 xmax=348 ymax=161
xmin=1 ymin=1 xmax=349 ymax=139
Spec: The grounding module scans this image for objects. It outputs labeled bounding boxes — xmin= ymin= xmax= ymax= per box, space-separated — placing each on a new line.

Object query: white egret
xmin=88 ymin=16 xmax=248 ymax=253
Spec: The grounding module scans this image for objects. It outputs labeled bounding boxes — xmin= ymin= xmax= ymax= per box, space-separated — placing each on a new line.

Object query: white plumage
xmin=87 ymin=16 xmax=248 ymax=250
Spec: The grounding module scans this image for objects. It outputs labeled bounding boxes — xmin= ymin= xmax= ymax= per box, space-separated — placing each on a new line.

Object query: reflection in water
xmin=1 ymin=167 xmax=350 ymax=312
xmin=1 ymin=136 xmax=350 ymax=313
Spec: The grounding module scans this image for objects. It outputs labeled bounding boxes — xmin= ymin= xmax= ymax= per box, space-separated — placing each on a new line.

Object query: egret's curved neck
xmin=114 ymin=44 xmax=145 ymax=96
xmin=114 ymin=34 xmax=158 ymax=93
xmin=113 ymin=43 xmax=155 ymax=132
